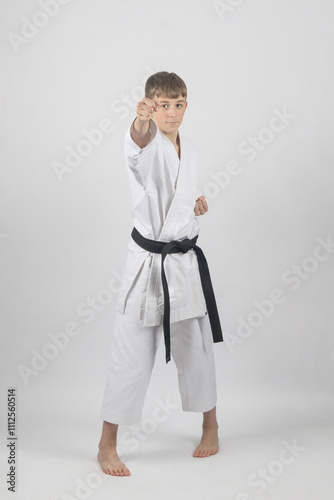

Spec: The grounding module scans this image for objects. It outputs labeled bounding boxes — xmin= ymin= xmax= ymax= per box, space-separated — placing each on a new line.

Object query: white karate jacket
xmin=116 ymin=117 xmax=207 ymax=326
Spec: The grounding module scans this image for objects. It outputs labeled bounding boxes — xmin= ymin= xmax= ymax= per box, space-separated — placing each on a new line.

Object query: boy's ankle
xmin=98 ymin=440 xmax=117 ymax=450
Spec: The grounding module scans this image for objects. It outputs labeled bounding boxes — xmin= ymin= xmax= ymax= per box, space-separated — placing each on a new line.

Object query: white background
xmin=1 ymin=0 xmax=334 ymax=499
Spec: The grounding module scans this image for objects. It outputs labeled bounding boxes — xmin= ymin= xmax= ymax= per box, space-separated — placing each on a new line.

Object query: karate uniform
xmin=100 ymin=118 xmax=218 ymax=425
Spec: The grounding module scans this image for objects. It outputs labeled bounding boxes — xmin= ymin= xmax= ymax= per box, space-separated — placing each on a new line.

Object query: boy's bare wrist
xmin=133 ymin=117 xmax=150 ymax=134
xmin=131 ymin=117 xmax=151 ymax=147
xmin=130 ymin=97 xmax=157 ymax=147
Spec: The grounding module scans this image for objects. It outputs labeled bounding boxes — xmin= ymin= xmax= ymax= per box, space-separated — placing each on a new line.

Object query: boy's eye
xmin=161 ymin=104 xmax=183 ymax=109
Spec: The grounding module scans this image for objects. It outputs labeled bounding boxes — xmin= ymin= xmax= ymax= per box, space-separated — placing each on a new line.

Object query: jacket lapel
xmin=158 ymin=132 xmax=197 ymax=241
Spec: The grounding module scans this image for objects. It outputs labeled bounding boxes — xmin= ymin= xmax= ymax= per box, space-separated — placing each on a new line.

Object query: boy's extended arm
xmin=131 ymin=97 xmax=158 ymax=149
xmin=131 ymin=118 xmax=151 ymax=149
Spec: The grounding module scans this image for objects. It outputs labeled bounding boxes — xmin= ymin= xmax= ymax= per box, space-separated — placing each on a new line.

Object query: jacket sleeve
xmin=124 ymin=117 xmax=158 ymax=186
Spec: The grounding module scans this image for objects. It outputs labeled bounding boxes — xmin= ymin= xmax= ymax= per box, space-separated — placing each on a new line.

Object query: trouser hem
xmin=181 ymin=398 xmax=217 ymax=413
xmin=100 ymin=409 xmax=141 ymax=425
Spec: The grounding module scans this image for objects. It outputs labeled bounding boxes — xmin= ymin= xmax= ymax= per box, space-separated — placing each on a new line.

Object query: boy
xmin=97 ymin=72 xmax=223 ymax=476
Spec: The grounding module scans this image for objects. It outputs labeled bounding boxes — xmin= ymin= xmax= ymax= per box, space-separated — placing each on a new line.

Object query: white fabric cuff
xmin=124 ymin=117 xmax=158 ymax=159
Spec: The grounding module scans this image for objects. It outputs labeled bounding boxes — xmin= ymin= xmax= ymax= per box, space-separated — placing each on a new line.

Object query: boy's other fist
xmin=194 ymin=196 xmax=208 ymax=216
xmin=136 ymin=97 xmax=159 ymax=122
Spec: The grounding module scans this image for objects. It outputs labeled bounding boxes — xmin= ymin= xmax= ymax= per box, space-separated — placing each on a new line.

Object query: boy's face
xmin=152 ymin=94 xmax=188 ymax=135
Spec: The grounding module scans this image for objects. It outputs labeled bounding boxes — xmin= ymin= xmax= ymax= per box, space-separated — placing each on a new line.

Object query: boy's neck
xmin=160 ymin=129 xmax=179 ymax=147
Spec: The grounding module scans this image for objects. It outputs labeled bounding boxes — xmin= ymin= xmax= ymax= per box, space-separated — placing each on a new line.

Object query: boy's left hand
xmin=194 ymin=195 xmax=208 ymax=216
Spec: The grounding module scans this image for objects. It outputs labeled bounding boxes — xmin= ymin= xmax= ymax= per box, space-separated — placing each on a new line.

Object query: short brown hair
xmin=145 ymin=71 xmax=187 ymax=101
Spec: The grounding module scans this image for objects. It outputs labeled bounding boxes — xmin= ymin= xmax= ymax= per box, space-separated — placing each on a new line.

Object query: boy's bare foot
xmin=97 ymin=447 xmax=131 ymax=476
xmin=193 ymin=407 xmax=219 ymax=458
xmin=193 ymin=422 xmax=219 ymax=458
xmin=97 ymin=420 xmax=130 ymax=476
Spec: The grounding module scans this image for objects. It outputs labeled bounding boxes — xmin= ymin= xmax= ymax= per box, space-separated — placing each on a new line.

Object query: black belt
xmin=131 ymin=227 xmax=223 ymax=364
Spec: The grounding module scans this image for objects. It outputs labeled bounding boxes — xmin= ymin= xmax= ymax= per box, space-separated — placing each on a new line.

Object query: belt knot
xmin=177 ymin=238 xmax=192 ymax=253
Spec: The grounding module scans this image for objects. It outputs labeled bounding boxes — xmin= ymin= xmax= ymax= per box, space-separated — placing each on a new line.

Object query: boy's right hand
xmin=136 ymin=97 xmax=159 ymax=122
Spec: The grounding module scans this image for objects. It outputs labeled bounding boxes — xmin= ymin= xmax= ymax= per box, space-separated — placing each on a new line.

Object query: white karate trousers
xmin=100 ymin=270 xmax=217 ymax=425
